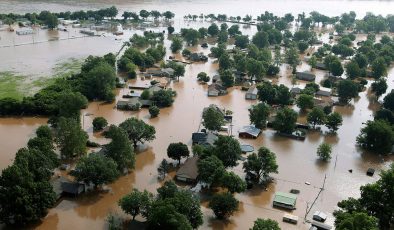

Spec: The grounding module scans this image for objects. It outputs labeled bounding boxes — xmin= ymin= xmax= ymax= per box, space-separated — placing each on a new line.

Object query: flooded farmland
xmin=1 ymin=1 xmax=394 ymax=230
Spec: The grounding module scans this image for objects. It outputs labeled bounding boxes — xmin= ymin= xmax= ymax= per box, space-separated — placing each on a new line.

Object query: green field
xmin=0 ymin=58 xmax=83 ymax=99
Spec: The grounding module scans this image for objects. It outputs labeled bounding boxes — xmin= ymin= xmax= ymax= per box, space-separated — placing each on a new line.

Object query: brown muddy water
xmin=0 ymin=1 xmax=394 ymax=230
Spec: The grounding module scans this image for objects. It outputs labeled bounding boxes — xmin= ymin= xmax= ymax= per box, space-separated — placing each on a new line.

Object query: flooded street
xmin=1 ymin=1 xmax=394 ymax=230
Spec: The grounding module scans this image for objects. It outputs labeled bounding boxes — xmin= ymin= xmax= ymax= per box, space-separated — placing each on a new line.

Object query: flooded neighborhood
xmin=0 ymin=1 xmax=393 ymax=230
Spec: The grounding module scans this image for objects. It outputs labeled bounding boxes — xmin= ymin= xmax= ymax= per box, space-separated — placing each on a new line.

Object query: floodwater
xmin=0 ymin=1 xmax=394 ymax=230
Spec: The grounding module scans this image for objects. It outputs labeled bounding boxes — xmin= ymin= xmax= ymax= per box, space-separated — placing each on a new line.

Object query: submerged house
xmin=192 ymin=132 xmax=218 ymax=146
xmin=290 ymin=87 xmax=302 ymax=96
xmin=273 ymin=192 xmax=297 ymax=210
xmin=176 ymin=156 xmax=199 ymax=183
xmin=51 ymin=176 xmax=85 ymax=199
xmin=296 ymin=71 xmax=316 ymax=82
xmin=189 ymin=52 xmax=208 ymax=62
xmin=208 ymin=83 xmax=227 ymax=97
xmin=315 ymin=62 xmax=327 ymax=70
xmin=145 ymin=68 xmax=174 ymax=78
xmin=315 ymin=90 xmax=331 ymax=97
xmin=203 ymin=104 xmax=232 ymax=121
xmin=245 ymin=86 xmax=258 ymax=100
xmin=239 ymin=125 xmax=261 ymax=139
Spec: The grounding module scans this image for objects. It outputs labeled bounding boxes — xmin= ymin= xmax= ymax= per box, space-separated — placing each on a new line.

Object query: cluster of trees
xmin=333 ymin=163 xmax=394 ymax=230
xmin=257 ymin=82 xmax=292 ymax=106
xmin=122 ymin=10 xmax=175 ymax=21
xmin=0 ymin=54 xmax=116 ymax=117
xmin=0 ymin=125 xmax=59 ymax=225
xmin=307 ymin=107 xmax=343 ymax=131
xmin=118 ymin=42 xmax=166 ymax=75
xmin=0 ymin=6 xmax=119 ymax=27
xmin=357 ymin=90 xmax=394 ymax=154
xmin=119 ymin=181 xmax=202 ymax=229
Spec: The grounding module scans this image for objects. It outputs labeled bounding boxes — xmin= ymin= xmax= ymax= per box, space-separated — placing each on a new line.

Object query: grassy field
xmin=0 ymin=58 xmax=83 ymax=99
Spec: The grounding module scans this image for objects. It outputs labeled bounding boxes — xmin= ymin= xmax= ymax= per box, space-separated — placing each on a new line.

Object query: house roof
xmin=296 ymin=71 xmax=316 ymax=81
xmin=273 ymin=192 xmax=297 ymax=206
xmin=315 ymin=90 xmax=331 ymax=97
xmin=176 ymin=156 xmax=199 ymax=180
xmin=239 ymin=125 xmax=261 ymax=138
xmin=192 ymin=132 xmax=218 ymax=146
xmin=290 ymin=87 xmax=302 ymax=94
xmin=240 ymin=144 xmax=254 ymax=153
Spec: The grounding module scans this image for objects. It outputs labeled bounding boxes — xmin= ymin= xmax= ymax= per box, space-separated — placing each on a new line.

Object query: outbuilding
xmin=239 ymin=125 xmax=261 ymax=139
xmin=313 ymin=211 xmax=327 ymax=222
xmin=273 ymin=192 xmax=297 ymax=210
xmin=176 ymin=156 xmax=199 ymax=183
xmin=296 ymin=71 xmax=316 ymax=82
xmin=245 ymin=86 xmax=258 ymax=100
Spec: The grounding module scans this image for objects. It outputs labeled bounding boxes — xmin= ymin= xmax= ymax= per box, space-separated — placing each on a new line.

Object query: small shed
xmin=296 ymin=71 xmax=316 ymax=82
xmin=273 ymin=192 xmax=297 ymax=210
xmin=313 ymin=211 xmax=327 ymax=222
xmin=241 ymin=144 xmax=254 ymax=153
xmin=61 ymin=181 xmax=85 ymax=196
xmin=245 ymin=86 xmax=258 ymax=100
xmin=283 ymin=213 xmax=299 ymax=224
xmin=176 ymin=156 xmax=199 ymax=183
xmin=239 ymin=125 xmax=261 ymax=139
xmin=192 ymin=132 xmax=218 ymax=146
xmin=315 ymin=62 xmax=327 ymax=70
xmin=290 ymin=87 xmax=302 ymax=96
xmin=315 ymin=90 xmax=331 ymax=97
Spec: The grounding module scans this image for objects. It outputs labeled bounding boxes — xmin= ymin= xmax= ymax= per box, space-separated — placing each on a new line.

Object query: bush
xmin=149 ymin=106 xmax=160 ymax=118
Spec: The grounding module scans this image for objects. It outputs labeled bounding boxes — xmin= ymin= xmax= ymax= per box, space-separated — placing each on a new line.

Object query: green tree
xmin=140 ymin=89 xmax=151 ymax=100
xmin=337 ymin=79 xmax=359 ymax=104
xmin=170 ymin=37 xmax=183 ymax=53
xmin=139 ymin=10 xmax=150 ymax=20
xmin=167 ymin=142 xmax=190 ymax=165
xmin=309 ymin=56 xmax=317 ymax=68
xmin=208 ymin=23 xmax=219 ymax=36
xmin=325 ymin=112 xmax=343 ymax=132
xmin=147 ymin=200 xmax=193 ymax=230
xmin=243 ymin=147 xmax=279 ymax=183
xmin=119 ymin=189 xmax=153 ymax=220
xmin=219 ymin=53 xmax=232 ymax=70
xmin=371 ymin=78 xmax=388 ymax=99
xmin=163 ymin=11 xmax=175 ymax=20
xmin=167 ymin=26 xmax=175 ymax=34
xmin=149 ymin=105 xmax=160 ymax=118
xmin=371 ymin=57 xmax=387 ymax=79
xmin=251 ymin=218 xmax=281 ymax=230
xmin=58 ymin=91 xmax=88 ymax=120
xmin=330 ymin=59 xmax=344 ymax=77
xmin=84 ymin=61 xmax=116 ymax=102
xmin=246 ymin=58 xmax=265 ymax=82
xmin=383 ymin=91 xmax=394 ymax=111
xmin=209 ymin=192 xmax=239 ymax=219
xmin=197 ymin=72 xmax=210 ymax=83
xmin=336 ymin=212 xmax=379 ymax=230
xmin=296 ymin=94 xmax=314 ymax=111
xmin=0 ymin=164 xmax=56 ymax=225
xmin=152 ymin=89 xmax=175 ymax=107
xmin=105 ymin=125 xmax=135 ymax=171
xmin=119 ymin=118 xmax=156 ymax=147
xmin=317 ymin=143 xmax=332 ymax=161
xmin=357 ymin=120 xmax=394 ymax=153
xmin=72 ymin=153 xmax=119 ymax=188
xmin=202 ymin=106 xmax=225 ymax=132
xmin=249 ymin=103 xmax=270 ymax=129
xmin=214 ymin=136 xmax=242 ymax=168
xmin=55 ymin=117 xmax=88 ymax=159
xmin=307 ymin=107 xmax=327 ymax=128
xmin=345 ymin=61 xmax=361 ymax=79
xmin=36 ymin=125 xmax=52 ymax=140
xmin=92 ymin=117 xmax=108 ymax=131
xmin=220 ymin=171 xmax=246 ymax=193
xmin=273 ymin=107 xmax=298 ymax=134
xmin=285 ymin=44 xmax=300 ymax=73
xmin=298 ymin=41 xmax=309 ymax=53
xmin=197 ymin=155 xmax=225 ymax=185
xmin=234 ymin=35 xmax=250 ymax=49
xmin=252 ymin=31 xmax=269 ymax=48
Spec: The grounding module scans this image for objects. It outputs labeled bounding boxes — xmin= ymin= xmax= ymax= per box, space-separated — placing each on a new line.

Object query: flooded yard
xmin=0 ymin=1 xmax=394 ymax=230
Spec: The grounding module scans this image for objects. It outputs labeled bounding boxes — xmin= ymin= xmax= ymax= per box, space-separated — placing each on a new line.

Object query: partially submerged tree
xmin=251 ymin=218 xmax=281 ymax=230
xmin=167 ymin=142 xmax=190 ymax=165
xmin=325 ymin=112 xmax=343 ymax=132
xmin=249 ymin=103 xmax=270 ymax=129
xmin=202 ymin=106 xmax=225 ymax=132
xmin=243 ymin=147 xmax=278 ymax=183
xmin=357 ymin=119 xmax=394 ymax=153
xmin=273 ymin=107 xmax=298 ymax=134
xmin=119 ymin=118 xmax=156 ymax=147
xmin=209 ymin=192 xmax=239 ymax=219
xmin=92 ymin=117 xmax=108 ymax=131
xmin=118 ymin=189 xmax=153 ymax=220
xmin=317 ymin=143 xmax=332 ymax=161
xmin=72 ymin=153 xmax=119 ymax=188
xmin=56 ymin=117 xmax=88 ymax=159
xmin=307 ymin=107 xmax=327 ymax=128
